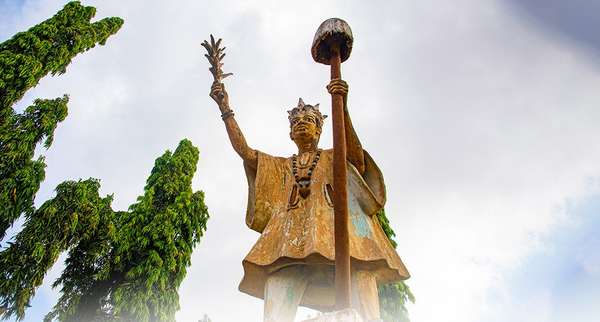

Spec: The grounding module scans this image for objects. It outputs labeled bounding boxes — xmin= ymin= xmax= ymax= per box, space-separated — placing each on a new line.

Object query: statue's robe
xmin=239 ymin=149 xmax=409 ymax=310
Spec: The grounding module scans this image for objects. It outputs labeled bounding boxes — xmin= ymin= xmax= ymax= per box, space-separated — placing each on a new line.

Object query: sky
xmin=1 ymin=0 xmax=600 ymax=322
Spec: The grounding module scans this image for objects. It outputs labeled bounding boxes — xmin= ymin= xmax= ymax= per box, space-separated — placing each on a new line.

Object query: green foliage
xmin=109 ymin=139 xmax=209 ymax=322
xmin=0 ymin=179 xmax=114 ymax=320
xmin=377 ymin=208 xmax=398 ymax=248
xmin=376 ymin=209 xmax=415 ymax=322
xmin=0 ymin=96 xmax=69 ymax=240
xmin=0 ymin=0 xmax=123 ymax=239
xmin=0 ymin=140 xmax=209 ymax=322
xmin=44 ymin=140 xmax=209 ymax=322
xmin=0 ymin=3 xmax=207 ymax=322
xmin=379 ymin=282 xmax=415 ymax=322
xmin=0 ymin=1 xmax=124 ymax=111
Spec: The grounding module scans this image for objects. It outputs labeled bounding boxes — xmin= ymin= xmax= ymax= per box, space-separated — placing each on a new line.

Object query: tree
xmin=105 ymin=139 xmax=208 ymax=322
xmin=0 ymin=1 xmax=123 ymax=240
xmin=0 ymin=3 xmax=211 ymax=322
xmin=0 ymin=140 xmax=209 ymax=322
xmin=0 ymin=178 xmax=116 ymax=320
xmin=376 ymin=209 xmax=415 ymax=322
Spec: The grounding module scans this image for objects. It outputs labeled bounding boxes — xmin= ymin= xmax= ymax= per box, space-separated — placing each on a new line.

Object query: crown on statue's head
xmin=287 ymin=98 xmax=327 ymax=129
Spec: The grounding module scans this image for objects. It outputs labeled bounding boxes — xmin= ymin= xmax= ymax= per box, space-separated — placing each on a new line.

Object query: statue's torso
xmin=239 ymin=149 xmax=409 ymax=307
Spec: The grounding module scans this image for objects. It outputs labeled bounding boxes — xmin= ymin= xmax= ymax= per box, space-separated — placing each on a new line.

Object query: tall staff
xmin=311 ymin=18 xmax=354 ymax=310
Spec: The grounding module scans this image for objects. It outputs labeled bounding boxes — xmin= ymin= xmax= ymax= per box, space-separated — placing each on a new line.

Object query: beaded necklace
xmin=292 ymin=149 xmax=322 ymax=198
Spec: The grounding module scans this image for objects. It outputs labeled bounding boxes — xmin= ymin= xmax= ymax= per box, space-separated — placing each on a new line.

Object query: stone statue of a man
xmin=209 ymin=78 xmax=409 ymax=322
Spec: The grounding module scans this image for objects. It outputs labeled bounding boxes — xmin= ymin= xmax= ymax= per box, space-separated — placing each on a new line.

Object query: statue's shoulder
xmin=315 ymin=148 xmax=333 ymax=156
xmin=319 ymin=148 xmax=334 ymax=160
xmin=256 ymin=150 xmax=290 ymax=164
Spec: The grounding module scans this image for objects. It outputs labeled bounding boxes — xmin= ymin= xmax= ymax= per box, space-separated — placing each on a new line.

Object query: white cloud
xmin=4 ymin=0 xmax=600 ymax=321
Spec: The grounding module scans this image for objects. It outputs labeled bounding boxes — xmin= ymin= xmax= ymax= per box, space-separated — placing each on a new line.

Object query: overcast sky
xmin=1 ymin=1 xmax=600 ymax=322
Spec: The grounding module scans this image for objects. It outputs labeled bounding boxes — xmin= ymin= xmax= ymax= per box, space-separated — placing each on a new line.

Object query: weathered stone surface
xmin=239 ymin=149 xmax=409 ymax=309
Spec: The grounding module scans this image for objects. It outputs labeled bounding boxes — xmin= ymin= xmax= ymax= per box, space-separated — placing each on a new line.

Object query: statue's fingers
xmin=336 ymin=84 xmax=348 ymax=91
xmin=327 ymin=84 xmax=347 ymax=95
xmin=328 ymin=82 xmax=348 ymax=93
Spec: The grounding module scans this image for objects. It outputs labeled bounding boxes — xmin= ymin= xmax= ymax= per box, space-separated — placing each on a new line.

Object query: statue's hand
xmin=210 ymin=81 xmax=230 ymax=111
xmin=326 ymin=78 xmax=348 ymax=97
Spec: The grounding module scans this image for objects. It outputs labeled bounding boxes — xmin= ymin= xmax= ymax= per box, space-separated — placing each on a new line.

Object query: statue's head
xmin=288 ymin=98 xmax=327 ymax=148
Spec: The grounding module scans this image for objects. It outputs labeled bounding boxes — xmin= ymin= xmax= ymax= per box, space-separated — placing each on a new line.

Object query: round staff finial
xmin=311 ymin=18 xmax=353 ymax=65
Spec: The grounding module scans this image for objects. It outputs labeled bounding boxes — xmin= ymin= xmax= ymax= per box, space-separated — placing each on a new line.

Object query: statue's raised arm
xmin=202 ymin=35 xmax=258 ymax=170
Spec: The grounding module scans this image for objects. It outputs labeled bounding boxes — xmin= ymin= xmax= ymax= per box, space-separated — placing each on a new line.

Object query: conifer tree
xmin=0 ymin=1 xmax=123 ymax=239
xmin=377 ymin=209 xmax=415 ymax=322
xmin=0 ymin=140 xmax=209 ymax=322
xmin=107 ymin=139 xmax=208 ymax=322
xmin=0 ymin=179 xmax=115 ymax=320
xmin=1 ymin=3 xmax=210 ymax=322
xmin=47 ymin=139 xmax=209 ymax=322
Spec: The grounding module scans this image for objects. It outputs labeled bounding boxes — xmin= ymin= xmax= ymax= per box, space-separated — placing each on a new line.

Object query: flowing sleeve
xmin=347 ymin=149 xmax=387 ymax=216
xmin=362 ymin=150 xmax=386 ymax=207
xmin=243 ymin=151 xmax=291 ymax=233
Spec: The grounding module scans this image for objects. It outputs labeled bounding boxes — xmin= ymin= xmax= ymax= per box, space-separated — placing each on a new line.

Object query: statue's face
xmin=290 ymin=112 xmax=321 ymax=145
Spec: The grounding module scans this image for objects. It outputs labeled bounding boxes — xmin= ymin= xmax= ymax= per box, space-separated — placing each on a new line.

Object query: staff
xmin=311 ymin=18 xmax=354 ymax=310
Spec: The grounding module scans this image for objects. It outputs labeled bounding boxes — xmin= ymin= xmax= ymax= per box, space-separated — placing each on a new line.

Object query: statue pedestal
xmin=301 ymin=309 xmax=366 ymax=322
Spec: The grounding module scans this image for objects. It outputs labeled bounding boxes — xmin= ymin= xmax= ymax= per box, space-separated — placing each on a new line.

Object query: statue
xmin=202 ymin=20 xmax=409 ymax=322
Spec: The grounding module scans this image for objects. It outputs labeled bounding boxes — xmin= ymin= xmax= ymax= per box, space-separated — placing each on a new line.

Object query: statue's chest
xmin=286 ymin=152 xmax=334 ymax=211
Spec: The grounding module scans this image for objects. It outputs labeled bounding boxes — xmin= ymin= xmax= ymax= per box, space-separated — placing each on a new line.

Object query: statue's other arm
xmin=210 ymin=82 xmax=258 ymax=170
xmin=327 ymin=79 xmax=366 ymax=175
